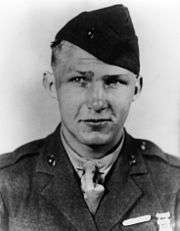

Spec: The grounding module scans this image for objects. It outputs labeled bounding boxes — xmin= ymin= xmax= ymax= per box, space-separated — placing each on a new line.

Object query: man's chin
xmin=79 ymin=132 xmax=113 ymax=147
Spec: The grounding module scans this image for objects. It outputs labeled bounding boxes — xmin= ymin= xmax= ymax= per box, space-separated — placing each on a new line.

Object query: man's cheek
xmin=61 ymin=104 xmax=77 ymax=119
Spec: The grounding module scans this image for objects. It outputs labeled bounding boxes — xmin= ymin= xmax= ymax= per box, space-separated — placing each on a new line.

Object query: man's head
xmin=44 ymin=5 xmax=142 ymax=156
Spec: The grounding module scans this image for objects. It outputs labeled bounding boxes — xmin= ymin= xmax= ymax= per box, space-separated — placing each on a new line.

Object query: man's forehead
xmin=58 ymin=41 xmax=101 ymax=63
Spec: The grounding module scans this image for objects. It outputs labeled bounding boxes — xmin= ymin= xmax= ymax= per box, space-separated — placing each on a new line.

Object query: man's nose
xmin=87 ymin=82 xmax=107 ymax=111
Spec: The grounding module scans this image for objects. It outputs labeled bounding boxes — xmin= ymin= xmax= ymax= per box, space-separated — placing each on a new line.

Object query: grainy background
xmin=0 ymin=0 xmax=180 ymax=156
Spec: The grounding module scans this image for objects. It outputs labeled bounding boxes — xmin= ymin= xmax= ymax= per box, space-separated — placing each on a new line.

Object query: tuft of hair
xmin=51 ymin=43 xmax=63 ymax=67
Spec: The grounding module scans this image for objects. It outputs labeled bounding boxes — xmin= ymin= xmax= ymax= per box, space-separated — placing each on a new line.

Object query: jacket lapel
xmin=95 ymin=132 xmax=163 ymax=231
xmin=35 ymin=126 xmax=97 ymax=231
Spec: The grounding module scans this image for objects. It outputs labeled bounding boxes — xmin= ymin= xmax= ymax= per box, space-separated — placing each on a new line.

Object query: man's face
xmin=53 ymin=42 xmax=140 ymax=149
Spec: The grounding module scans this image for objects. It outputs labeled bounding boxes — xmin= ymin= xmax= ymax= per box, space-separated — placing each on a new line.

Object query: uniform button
xmin=140 ymin=141 xmax=146 ymax=151
xmin=129 ymin=155 xmax=136 ymax=166
xmin=47 ymin=154 xmax=56 ymax=167
xmin=87 ymin=27 xmax=95 ymax=39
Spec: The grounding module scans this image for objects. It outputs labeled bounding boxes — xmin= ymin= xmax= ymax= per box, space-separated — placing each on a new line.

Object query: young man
xmin=0 ymin=4 xmax=180 ymax=231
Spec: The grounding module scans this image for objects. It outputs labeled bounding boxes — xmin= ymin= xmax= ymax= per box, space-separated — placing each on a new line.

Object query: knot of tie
xmin=80 ymin=161 xmax=105 ymax=214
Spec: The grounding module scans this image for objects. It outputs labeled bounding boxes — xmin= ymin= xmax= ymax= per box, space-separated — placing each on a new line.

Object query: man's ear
xmin=133 ymin=75 xmax=143 ymax=101
xmin=42 ymin=71 xmax=57 ymax=99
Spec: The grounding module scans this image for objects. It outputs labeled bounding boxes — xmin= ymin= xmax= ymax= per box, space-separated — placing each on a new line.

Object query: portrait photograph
xmin=0 ymin=0 xmax=180 ymax=230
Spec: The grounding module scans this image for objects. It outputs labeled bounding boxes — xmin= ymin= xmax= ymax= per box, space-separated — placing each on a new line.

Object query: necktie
xmin=80 ymin=161 xmax=105 ymax=214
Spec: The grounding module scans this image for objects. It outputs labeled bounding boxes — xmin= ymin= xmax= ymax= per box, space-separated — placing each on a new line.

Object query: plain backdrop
xmin=0 ymin=0 xmax=180 ymax=156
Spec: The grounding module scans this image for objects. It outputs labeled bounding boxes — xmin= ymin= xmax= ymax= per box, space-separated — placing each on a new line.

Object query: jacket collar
xmin=35 ymin=125 xmax=162 ymax=231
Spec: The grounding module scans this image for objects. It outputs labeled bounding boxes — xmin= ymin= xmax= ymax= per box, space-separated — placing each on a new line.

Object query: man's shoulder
xmin=0 ymin=126 xmax=61 ymax=196
xmin=0 ymin=126 xmax=61 ymax=172
xmin=136 ymin=137 xmax=180 ymax=168
xmin=0 ymin=138 xmax=45 ymax=171
xmin=126 ymin=131 xmax=180 ymax=175
xmin=130 ymin=135 xmax=180 ymax=187
xmin=127 ymin=134 xmax=180 ymax=194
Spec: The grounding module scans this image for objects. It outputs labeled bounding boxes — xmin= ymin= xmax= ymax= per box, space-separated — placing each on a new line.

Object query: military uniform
xmin=0 ymin=124 xmax=180 ymax=231
xmin=1 ymin=4 xmax=179 ymax=231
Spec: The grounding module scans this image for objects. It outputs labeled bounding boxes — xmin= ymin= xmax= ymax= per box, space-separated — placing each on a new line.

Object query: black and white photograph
xmin=0 ymin=0 xmax=180 ymax=230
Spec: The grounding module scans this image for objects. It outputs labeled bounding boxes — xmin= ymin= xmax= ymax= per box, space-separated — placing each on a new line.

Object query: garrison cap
xmin=51 ymin=4 xmax=140 ymax=75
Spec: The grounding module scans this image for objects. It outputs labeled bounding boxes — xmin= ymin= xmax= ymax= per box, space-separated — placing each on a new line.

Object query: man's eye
xmin=70 ymin=76 xmax=88 ymax=86
xmin=104 ymin=79 xmax=127 ymax=88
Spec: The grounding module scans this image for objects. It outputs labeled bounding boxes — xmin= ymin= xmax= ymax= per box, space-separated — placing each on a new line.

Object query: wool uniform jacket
xmin=0 ymin=125 xmax=180 ymax=231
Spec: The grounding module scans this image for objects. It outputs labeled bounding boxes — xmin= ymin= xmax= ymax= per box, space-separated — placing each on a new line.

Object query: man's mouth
xmin=78 ymin=118 xmax=113 ymax=131
xmin=79 ymin=119 xmax=112 ymax=126
xmin=81 ymin=119 xmax=111 ymax=123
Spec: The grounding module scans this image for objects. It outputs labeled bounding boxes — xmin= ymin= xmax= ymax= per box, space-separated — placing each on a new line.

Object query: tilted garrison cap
xmin=51 ymin=4 xmax=140 ymax=75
